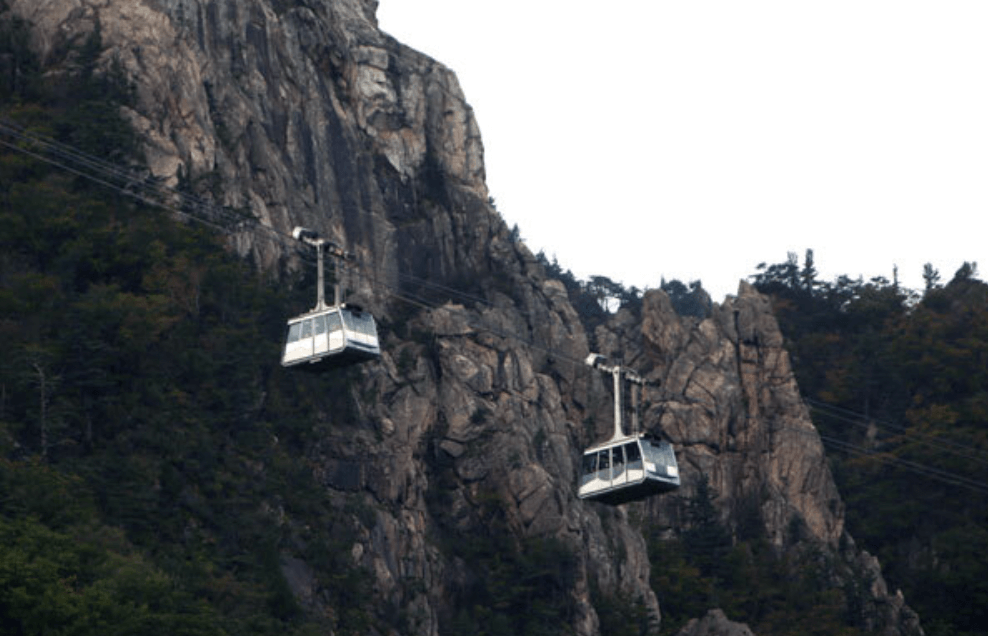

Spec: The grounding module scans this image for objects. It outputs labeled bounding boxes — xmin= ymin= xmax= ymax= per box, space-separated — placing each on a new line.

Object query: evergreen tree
xmin=953 ymin=261 xmax=978 ymax=282
xmin=922 ymin=263 xmax=941 ymax=291
xmin=682 ymin=475 xmax=732 ymax=580
xmin=0 ymin=5 xmax=42 ymax=102
xmin=660 ymin=278 xmax=711 ymax=318
xmin=750 ymin=251 xmax=988 ymax=636
xmin=800 ymin=248 xmax=818 ymax=293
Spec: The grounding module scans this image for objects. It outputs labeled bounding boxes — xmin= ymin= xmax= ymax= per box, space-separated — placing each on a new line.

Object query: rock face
xmin=676 ymin=609 xmax=756 ymax=636
xmin=597 ymin=286 xmax=923 ymax=635
xmin=629 ymin=284 xmax=845 ymax=549
xmin=7 ymin=1 xmax=923 ymax=635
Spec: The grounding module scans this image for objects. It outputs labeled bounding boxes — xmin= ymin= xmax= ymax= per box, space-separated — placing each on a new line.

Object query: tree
xmin=0 ymin=6 xmax=42 ymax=102
xmin=801 ymin=249 xmax=818 ymax=293
xmin=922 ymin=263 xmax=941 ymax=291
xmin=660 ymin=278 xmax=711 ymax=318
xmin=683 ymin=475 xmax=732 ymax=579
xmin=751 ymin=252 xmax=801 ymax=295
xmin=953 ymin=261 xmax=978 ymax=282
xmin=749 ymin=251 xmax=988 ymax=636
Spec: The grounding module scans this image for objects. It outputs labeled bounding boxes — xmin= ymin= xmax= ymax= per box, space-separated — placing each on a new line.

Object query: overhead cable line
xmin=0 ymin=118 xmax=313 ymax=260
xmin=0 ymin=120 xmax=238 ymax=226
xmin=0 ymin=134 xmax=233 ymax=235
xmin=1 ymin=116 xmax=651 ymax=378
xmin=779 ymin=426 xmax=988 ymax=495
xmin=805 ymin=397 xmax=988 ymax=466
xmin=1 ymin=117 xmax=589 ymax=366
xmin=819 ymin=434 xmax=988 ymax=495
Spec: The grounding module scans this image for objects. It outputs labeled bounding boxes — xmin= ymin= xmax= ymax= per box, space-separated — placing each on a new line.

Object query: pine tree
xmin=922 ymin=263 xmax=941 ymax=291
xmin=801 ymin=248 xmax=818 ymax=293
xmin=683 ymin=475 xmax=732 ymax=579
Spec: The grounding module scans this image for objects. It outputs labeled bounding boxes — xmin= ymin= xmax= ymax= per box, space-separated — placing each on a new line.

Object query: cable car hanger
xmin=291 ymin=226 xmax=351 ymax=311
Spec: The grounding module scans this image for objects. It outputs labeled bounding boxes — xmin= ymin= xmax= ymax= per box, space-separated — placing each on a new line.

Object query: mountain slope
xmin=2 ymin=1 xmax=923 ymax=634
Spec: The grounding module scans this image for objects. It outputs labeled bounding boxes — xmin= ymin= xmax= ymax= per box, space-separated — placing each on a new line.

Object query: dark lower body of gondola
xmin=281 ymin=346 xmax=380 ymax=371
xmin=579 ymin=476 xmax=680 ymax=506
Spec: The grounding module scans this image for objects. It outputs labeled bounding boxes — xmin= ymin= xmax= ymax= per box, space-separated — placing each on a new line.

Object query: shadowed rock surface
xmin=676 ymin=609 xmax=755 ymax=636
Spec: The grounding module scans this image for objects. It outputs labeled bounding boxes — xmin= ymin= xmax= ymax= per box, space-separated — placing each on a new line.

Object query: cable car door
xmin=312 ymin=314 xmax=328 ymax=355
xmin=283 ymin=319 xmax=312 ymax=364
xmin=612 ymin=445 xmax=627 ymax=488
xmin=326 ymin=311 xmax=345 ymax=352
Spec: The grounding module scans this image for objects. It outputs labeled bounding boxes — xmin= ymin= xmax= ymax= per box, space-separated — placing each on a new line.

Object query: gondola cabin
xmin=281 ymin=226 xmax=380 ymax=370
xmin=282 ymin=304 xmax=380 ymax=370
xmin=578 ymin=434 xmax=680 ymax=505
xmin=578 ymin=353 xmax=681 ymax=505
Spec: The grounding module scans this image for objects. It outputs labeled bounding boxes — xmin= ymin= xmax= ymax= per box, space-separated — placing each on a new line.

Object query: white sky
xmin=377 ymin=1 xmax=988 ymax=301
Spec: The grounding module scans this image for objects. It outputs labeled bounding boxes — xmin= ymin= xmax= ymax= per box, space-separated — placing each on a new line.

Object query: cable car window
xmin=613 ymin=446 xmax=625 ymax=468
xmin=301 ymin=319 xmax=313 ymax=339
xmin=314 ymin=315 xmax=326 ymax=335
xmin=326 ymin=312 xmax=342 ymax=333
xmin=286 ymin=323 xmax=302 ymax=343
xmin=351 ymin=312 xmax=375 ymax=336
xmin=583 ymin=454 xmax=597 ymax=474
xmin=626 ymin=442 xmax=641 ymax=463
xmin=651 ymin=440 xmax=673 ymax=464
xmin=598 ymin=450 xmax=610 ymax=471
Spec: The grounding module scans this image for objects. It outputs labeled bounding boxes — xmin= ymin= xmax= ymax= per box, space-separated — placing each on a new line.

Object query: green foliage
xmin=648 ymin=533 xmax=865 ymax=635
xmin=426 ymin=483 xmax=578 ymax=636
xmin=659 ymin=278 xmax=711 ymax=319
xmin=647 ymin=537 xmax=715 ymax=633
xmin=681 ymin=476 xmax=732 ymax=579
xmin=0 ymin=30 xmax=375 ymax=633
xmin=0 ymin=459 xmax=223 ymax=635
xmin=442 ymin=531 xmax=577 ymax=636
xmin=751 ymin=251 xmax=988 ymax=635
xmin=0 ymin=4 xmax=42 ymax=103
xmin=534 ymin=251 xmax=649 ymax=335
xmin=534 ymin=252 xmax=712 ymax=325
xmin=645 ymin=477 xmax=869 ymax=636
xmin=591 ymin=581 xmax=657 ymax=636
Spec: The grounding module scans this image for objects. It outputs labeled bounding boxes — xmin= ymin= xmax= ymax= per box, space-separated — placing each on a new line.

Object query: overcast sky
xmin=377 ymin=1 xmax=988 ymax=301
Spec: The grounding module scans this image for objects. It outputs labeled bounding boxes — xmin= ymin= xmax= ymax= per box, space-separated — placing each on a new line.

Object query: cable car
xmin=281 ymin=227 xmax=380 ymax=370
xmin=578 ymin=354 xmax=680 ymax=505
xmin=579 ymin=434 xmax=680 ymax=506
xmin=282 ymin=303 xmax=380 ymax=369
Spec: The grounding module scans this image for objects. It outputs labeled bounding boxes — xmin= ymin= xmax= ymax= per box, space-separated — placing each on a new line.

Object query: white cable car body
xmin=282 ymin=304 xmax=379 ymax=369
xmin=579 ymin=433 xmax=680 ymax=506
xmin=578 ymin=354 xmax=680 ymax=505
xmin=281 ymin=227 xmax=380 ymax=370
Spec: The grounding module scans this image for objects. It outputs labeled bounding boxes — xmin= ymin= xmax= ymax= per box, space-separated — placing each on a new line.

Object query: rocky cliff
xmin=6 ymin=1 xmax=922 ymax=634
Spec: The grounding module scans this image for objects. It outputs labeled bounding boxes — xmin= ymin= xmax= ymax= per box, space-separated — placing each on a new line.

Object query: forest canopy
xmin=748 ymin=250 xmax=988 ymax=636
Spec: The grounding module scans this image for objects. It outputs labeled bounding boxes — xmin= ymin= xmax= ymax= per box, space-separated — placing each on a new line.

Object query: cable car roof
xmin=582 ymin=432 xmax=655 ymax=454
xmin=285 ymin=303 xmax=368 ymax=323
